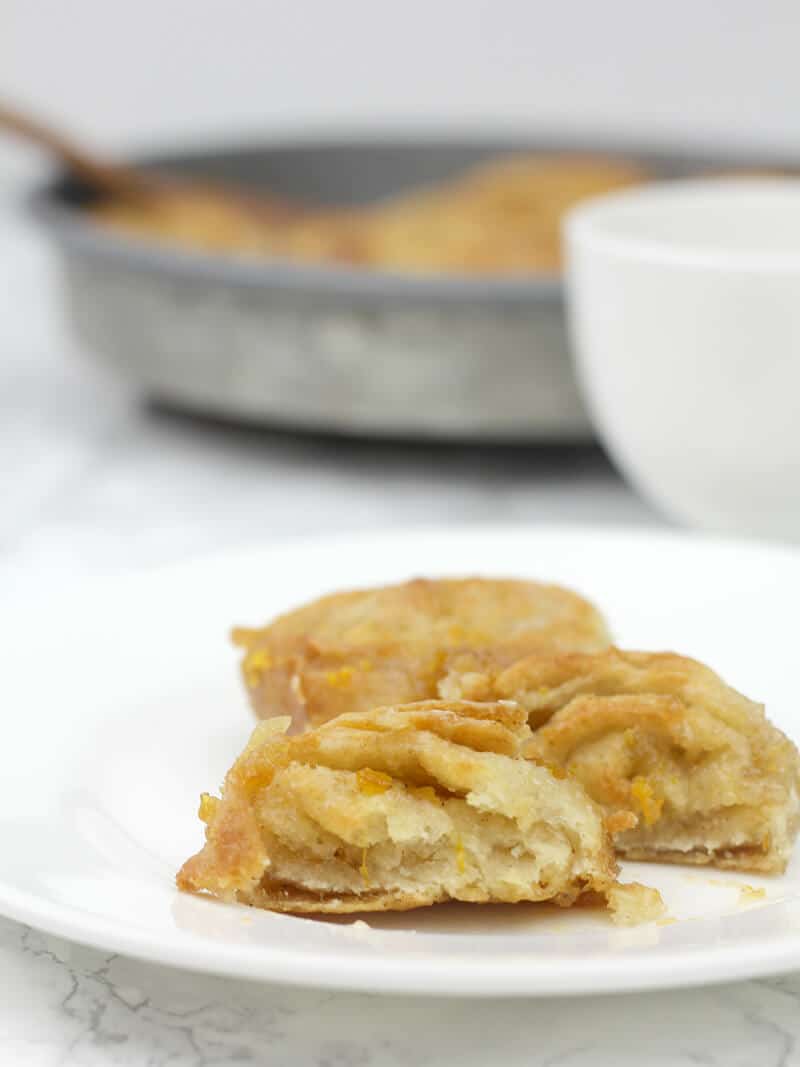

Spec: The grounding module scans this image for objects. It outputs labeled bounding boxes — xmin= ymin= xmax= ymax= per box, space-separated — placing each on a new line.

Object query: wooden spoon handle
xmin=0 ymin=101 xmax=155 ymax=198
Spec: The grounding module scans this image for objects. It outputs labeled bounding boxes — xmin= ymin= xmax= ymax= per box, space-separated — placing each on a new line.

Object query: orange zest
xmin=356 ymin=768 xmax=394 ymax=796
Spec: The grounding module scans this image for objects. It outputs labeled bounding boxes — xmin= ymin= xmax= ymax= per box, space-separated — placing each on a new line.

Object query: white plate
xmin=2 ymin=525 xmax=800 ymax=997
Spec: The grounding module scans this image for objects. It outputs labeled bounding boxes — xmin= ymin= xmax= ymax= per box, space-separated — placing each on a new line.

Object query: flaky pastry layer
xmin=177 ymin=700 xmax=628 ymax=913
xmin=442 ymin=649 xmax=800 ymax=873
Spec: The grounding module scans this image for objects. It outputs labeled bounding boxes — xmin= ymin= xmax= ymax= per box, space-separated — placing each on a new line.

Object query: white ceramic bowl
xmin=565 ymin=178 xmax=800 ymax=540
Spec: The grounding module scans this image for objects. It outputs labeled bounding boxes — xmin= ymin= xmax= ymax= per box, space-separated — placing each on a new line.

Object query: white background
xmin=4 ymin=0 xmax=800 ymax=590
xmin=3 ymin=0 xmax=800 ymax=171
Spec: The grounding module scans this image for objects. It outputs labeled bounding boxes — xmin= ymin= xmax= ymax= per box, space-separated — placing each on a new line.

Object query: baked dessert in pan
xmin=97 ymin=153 xmax=647 ymax=276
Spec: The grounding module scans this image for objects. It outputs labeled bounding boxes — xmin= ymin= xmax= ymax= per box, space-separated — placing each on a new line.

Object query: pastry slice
xmin=232 ymin=577 xmax=611 ymax=731
xmin=177 ymin=699 xmax=625 ymax=914
xmin=443 ymin=649 xmax=800 ymax=873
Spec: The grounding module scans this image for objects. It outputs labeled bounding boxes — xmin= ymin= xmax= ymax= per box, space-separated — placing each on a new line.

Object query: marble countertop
xmin=2 ymin=193 xmax=797 ymax=1065
xmin=5 ymin=915 xmax=800 ymax=1067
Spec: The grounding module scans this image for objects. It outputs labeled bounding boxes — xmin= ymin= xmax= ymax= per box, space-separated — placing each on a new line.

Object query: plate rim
xmin=4 ymin=877 xmax=800 ymax=997
xmin=5 ymin=520 xmax=799 ymax=615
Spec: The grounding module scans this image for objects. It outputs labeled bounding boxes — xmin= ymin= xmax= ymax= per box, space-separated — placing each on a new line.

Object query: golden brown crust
xmin=177 ymin=699 xmax=624 ymax=914
xmin=443 ymin=648 xmax=800 ymax=874
xmin=234 ymin=577 xmax=610 ymax=730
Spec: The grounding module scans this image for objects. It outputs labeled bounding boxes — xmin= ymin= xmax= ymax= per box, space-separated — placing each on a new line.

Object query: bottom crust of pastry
xmin=233 ymin=877 xmax=604 ymax=915
xmin=618 ymin=843 xmax=781 ymax=874
xmin=249 ymin=881 xmax=449 ymax=914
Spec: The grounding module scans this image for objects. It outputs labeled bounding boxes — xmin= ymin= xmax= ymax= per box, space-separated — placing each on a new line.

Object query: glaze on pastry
xmin=233 ymin=577 xmax=611 ymax=731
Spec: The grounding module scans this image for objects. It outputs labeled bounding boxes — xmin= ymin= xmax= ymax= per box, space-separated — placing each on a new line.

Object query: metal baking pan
xmin=29 ymin=137 xmax=792 ymax=441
